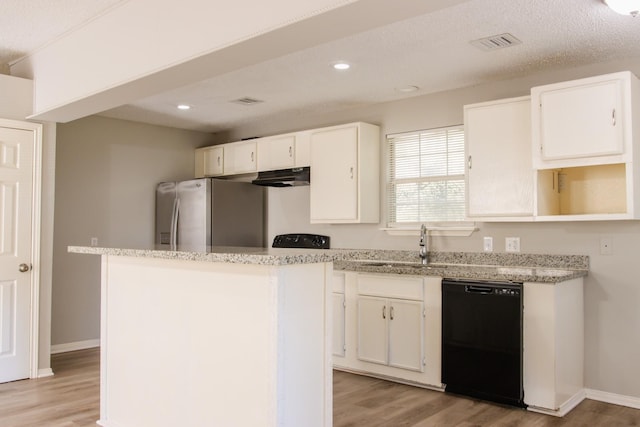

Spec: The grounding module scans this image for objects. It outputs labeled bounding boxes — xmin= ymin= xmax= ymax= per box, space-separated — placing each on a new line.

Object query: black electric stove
xmin=272 ymin=233 xmax=330 ymax=249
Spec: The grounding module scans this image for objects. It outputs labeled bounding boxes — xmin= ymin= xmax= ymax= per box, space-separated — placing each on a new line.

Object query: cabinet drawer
xmin=357 ymin=274 xmax=423 ymax=300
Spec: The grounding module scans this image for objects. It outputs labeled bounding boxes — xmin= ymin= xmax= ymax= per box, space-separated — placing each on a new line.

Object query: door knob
xmin=19 ymin=263 xmax=31 ymax=273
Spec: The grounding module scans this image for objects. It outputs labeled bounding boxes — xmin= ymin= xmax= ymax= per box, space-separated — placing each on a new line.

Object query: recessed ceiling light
xmin=395 ymin=85 xmax=420 ymax=93
xmin=332 ymin=62 xmax=351 ymax=70
xmin=604 ymin=0 xmax=640 ymax=16
xmin=177 ymin=104 xmax=191 ymax=110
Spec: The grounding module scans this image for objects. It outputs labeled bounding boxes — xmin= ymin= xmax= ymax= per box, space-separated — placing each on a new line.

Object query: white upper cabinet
xmin=464 ymin=96 xmax=533 ymax=219
xmin=257 ymin=134 xmax=295 ymax=171
xmin=195 ymin=145 xmax=224 ymax=178
xmin=310 ymin=122 xmax=380 ymax=224
xmin=224 ymin=140 xmax=257 ymax=175
xmin=532 ymin=71 xmax=637 ymax=169
xmin=532 ymin=71 xmax=640 ymax=220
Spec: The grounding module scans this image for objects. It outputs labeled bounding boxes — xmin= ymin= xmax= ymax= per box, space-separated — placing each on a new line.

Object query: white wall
xmin=53 ymin=116 xmax=213 ymax=346
xmin=235 ymin=59 xmax=640 ymax=400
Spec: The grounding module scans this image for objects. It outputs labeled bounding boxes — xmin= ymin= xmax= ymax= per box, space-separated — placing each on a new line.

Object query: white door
xmin=0 ymin=123 xmax=37 ymax=383
xmin=232 ymin=140 xmax=258 ymax=174
xmin=203 ymin=146 xmax=224 ymax=176
xmin=356 ymin=296 xmax=388 ymax=365
xmin=539 ymin=79 xmax=624 ymax=161
xmin=310 ymin=126 xmax=358 ymax=222
xmin=465 ymin=97 xmax=533 ymax=217
xmin=388 ymin=299 xmax=424 ymax=372
xmin=257 ymin=135 xmax=295 ymax=171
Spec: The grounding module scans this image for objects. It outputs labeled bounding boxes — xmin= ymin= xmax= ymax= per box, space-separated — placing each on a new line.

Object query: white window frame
xmin=383 ymin=125 xmax=475 ymax=237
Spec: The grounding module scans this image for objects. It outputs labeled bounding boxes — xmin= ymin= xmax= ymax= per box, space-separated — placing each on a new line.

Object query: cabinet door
xmin=258 ymin=135 xmax=295 ymax=171
xmin=203 ymin=146 xmax=224 ymax=176
xmin=465 ymin=97 xmax=533 ymax=217
xmin=332 ymin=293 xmax=346 ymax=357
xmin=356 ymin=296 xmax=388 ymax=365
xmin=225 ymin=141 xmax=257 ymax=174
xmin=538 ymin=79 xmax=623 ymax=161
xmin=310 ymin=126 xmax=358 ymax=222
xmin=388 ymin=299 xmax=424 ymax=372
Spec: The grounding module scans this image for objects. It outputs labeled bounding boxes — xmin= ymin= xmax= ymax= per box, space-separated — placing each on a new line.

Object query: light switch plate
xmin=505 ymin=237 xmax=520 ymax=253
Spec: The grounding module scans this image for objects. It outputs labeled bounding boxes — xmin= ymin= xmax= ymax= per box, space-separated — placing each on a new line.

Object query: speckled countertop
xmin=335 ymin=250 xmax=589 ymax=283
xmin=69 ymin=246 xmax=588 ymax=283
xmin=68 ymin=245 xmax=360 ymax=266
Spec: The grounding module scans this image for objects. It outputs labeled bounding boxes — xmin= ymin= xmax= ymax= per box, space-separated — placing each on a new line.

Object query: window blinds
xmin=387 ymin=125 xmax=465 ymax=225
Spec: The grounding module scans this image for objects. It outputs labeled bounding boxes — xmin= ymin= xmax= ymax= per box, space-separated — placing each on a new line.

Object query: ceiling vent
xmin=470 ymin=33 xmax=522 ymax=51
xmin=231 ymin=97 xmax=264 ymax=106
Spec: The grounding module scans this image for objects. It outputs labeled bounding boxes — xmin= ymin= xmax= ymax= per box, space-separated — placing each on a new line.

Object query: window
xmin=387 ymin=125 xmax=465 ymax=226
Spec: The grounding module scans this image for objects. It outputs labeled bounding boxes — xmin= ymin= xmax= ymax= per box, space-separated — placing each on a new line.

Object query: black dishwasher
xmin=442 ymin=278 xmax=525 ymax=407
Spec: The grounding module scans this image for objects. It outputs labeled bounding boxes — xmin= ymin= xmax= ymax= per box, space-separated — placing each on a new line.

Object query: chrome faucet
xmin=419 ymin=224 xmax=428 ymax=265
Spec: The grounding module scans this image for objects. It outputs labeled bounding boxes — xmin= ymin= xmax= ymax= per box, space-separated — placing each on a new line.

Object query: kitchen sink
xmin=356 ymin=261 xmax=448 ymax=269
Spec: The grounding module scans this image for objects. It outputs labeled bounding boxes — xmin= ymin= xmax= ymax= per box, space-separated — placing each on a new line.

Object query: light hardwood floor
xmin=1 ymin=348 xmax=639 ymax=426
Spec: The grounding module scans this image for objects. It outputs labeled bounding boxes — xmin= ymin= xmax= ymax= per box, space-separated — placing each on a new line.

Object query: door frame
xmin=0 ymin=118 xmax=43 ymax=379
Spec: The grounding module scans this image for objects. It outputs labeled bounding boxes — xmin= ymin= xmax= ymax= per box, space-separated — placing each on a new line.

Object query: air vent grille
xmin=470 ymin=33 xmax=522 ymax=51
xmin=231 ymin=97 xmax=264 ymax=105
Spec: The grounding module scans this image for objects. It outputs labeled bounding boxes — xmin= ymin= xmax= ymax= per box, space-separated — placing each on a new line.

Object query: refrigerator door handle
xmin=171 ymin=197 xmax=180 ymax=247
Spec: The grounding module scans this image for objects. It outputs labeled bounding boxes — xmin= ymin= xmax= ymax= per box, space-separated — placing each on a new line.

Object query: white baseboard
xmin=586 ymin=388 xmax=640 ymax=410
xmin=527 ymin=389 xmax=586 ymax=417
xmin=51 ymin=339 xmax=100 ymax=354
xmin=37 ymin=368 xmax=54 ymax=378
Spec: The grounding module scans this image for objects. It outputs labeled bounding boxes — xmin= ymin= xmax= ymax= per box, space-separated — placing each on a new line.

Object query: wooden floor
xmin=1 ymin=348 xmax=639 ymax=426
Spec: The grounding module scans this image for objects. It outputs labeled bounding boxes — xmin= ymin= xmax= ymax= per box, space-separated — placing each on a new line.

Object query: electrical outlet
xmin=600 ymin=237 xmax=613 ymax=255
xmin=505 ymin=237 xmax=520 ymax=253
xmin=483 ymin=237 xmax=493 ymax=252
xmin=90 ymin=237 xmax=98 ymax=247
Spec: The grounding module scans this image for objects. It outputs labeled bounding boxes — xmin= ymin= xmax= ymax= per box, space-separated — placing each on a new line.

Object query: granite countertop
xmin=68 ymin=245 xmax=360 ymax=266
xmin=69 ymin=246 xmax=589 ymax=283
xmin=334 ymin=250 xmax=589 ymax=283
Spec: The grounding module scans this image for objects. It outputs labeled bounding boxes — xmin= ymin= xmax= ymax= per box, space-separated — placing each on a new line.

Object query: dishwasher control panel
xmin=496 ymin=288 xmax=520 ymax=296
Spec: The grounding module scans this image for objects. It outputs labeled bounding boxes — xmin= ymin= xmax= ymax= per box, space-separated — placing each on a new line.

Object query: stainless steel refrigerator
xmin=155 ymin=178 xmax=264 ymax=247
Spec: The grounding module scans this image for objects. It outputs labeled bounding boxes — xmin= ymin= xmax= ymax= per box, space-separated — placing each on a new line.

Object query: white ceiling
xmin=0 ymin=0 xmax=124 ymax=70
xmin=2 ymin=0 xmax=640 ymax=133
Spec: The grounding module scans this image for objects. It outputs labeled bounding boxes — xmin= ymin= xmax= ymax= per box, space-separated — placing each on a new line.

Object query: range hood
xmin=251 ymin=167 xmax=310 ymax=187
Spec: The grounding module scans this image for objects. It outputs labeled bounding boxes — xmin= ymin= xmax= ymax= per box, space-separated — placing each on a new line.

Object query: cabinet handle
xmin=390 ymin=306 xmax=394 ymax=320
xmin=217 ymin=156 xmax=221 ymax=166
xmin=612 ymin=109 xmax=616 ymax=126
xmin=350 ymin=167 xmax=354 ymax=179
xmin=289 ymin=146 xmax=293 ymax=157
xmin=468 ymin=155 xmax=472 ymax=170
xmin=251 ymin=151 xmax=254 ymax=162
xmin=382 ymin=305 xmax=386 ymax=319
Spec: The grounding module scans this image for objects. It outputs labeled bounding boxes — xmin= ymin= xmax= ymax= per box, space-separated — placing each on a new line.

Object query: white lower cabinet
xmin=332 ymin=272 xmax=346 ymax=358
xmin=524 ymin=278 xmax=584 ymax=416
xmin=333 ymin=272 xmax=442 ymax=389
xmin=357 ymin=296 xmax=424 ymax=371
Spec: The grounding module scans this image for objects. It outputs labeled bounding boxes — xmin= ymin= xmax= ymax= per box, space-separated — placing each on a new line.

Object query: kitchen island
xmin=69 ymin=245 xmax=357 ymax=427
xmin=71 ymin=245 xmax=590 ymax=425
